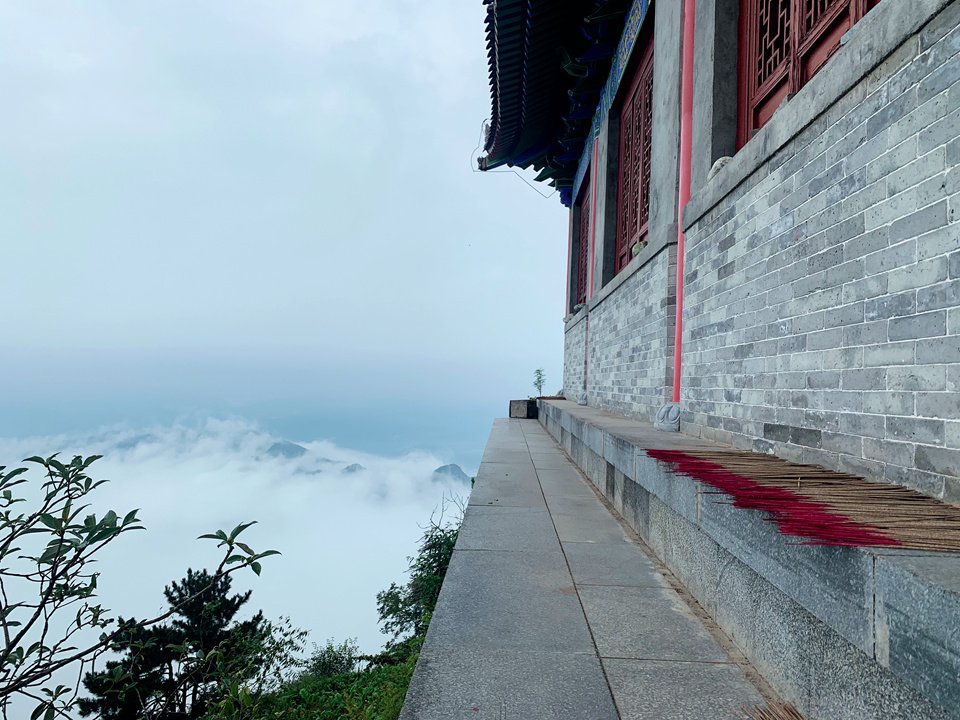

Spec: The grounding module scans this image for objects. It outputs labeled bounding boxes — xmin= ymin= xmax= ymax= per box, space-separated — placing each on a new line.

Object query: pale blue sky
xmin=0 ymin=0 xmax=567 ymax=468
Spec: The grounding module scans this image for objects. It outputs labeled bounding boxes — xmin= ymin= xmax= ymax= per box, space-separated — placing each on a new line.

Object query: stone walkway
xmin=400 ymin=418 xmax=767 ymax=720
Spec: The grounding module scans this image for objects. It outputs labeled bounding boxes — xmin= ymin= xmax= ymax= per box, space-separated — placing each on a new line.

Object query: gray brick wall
xmin=563 ymin=315 xmax=586 ymax=398
xmin=681 ymin=6 xmax=960 ymax=502
xmin=571 ymin=246 xmax=677 ymax=421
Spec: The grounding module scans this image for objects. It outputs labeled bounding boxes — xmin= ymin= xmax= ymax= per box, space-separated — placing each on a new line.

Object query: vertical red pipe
xmin=587 ymin=138 xmax=600 ymax=299
xmin=584 ymin=137 xmax=600 ymax=396
xmin=565 ymin=206 xmax=573 ymax=316
xmin=673 ymin=0 xmax=696 ymax=403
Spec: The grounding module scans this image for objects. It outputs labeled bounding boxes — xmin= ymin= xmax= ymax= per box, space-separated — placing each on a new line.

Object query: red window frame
xmin=737 ymin=0 xmax=881 ymax=147
xmin=614 ymin=39 xmax=655 ymax=274
xmin=575 ymin=179 xmax=591 ymax=307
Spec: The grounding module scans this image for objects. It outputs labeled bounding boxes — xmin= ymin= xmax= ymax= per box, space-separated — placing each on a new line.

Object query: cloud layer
xmin=0 ymin=419 xmax=470 ymax=653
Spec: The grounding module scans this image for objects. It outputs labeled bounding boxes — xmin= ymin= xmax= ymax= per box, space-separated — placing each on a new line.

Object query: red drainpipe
xmin=673 ymin=0 xmax=696 ymax=403
xmin=584 ymin=137 xmax=600 ymax=395
xmin=565 ymin=206 xmax=573 ymax=317
xmin=588 ymin=138 xmax=600 ymax=299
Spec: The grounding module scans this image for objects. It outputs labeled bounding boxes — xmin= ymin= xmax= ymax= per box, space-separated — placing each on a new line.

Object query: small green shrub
xmin=533 ymin=368 xmax=545 ymax=396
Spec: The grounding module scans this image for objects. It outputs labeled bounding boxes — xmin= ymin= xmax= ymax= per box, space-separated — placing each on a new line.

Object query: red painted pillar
xmin=565 ymin=206 xmax=573 ymax=316
xmin=582 ymin=138 xmax=601 ymax=396
xmin=673 ymin=0 xmax=696 ymax=404
xmin=588 ymin=138 xmax=600 ymax=300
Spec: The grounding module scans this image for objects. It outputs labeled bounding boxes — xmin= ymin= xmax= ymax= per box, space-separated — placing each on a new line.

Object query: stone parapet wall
xmin=680 ymin=3 xmax=960 ymax=502
xmin=539 ymin=400 xmax=960 ymax=720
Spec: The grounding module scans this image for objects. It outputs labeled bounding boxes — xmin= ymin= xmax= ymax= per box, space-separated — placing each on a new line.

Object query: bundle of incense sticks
xmin=647 ymin=448 xmax=960 ymax=551
xmin=740 ymin=703 xmax=805 ymax=720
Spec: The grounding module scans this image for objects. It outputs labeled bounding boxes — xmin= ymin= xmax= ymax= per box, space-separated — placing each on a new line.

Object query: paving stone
xmin=603 ymin=658 xmax=764 ymax=720
xmin=563 ymin=540 xmax=666 ymax=588
xmin=428 ymin=549 xmax=594 ymax=654
xmin=456 ymin=507 xmax=560 ymax=553
xmin=479 ymin=449 xmax=535 ymax=466
xmin=551 ymin=509 xmax=628 ymax=543
xmin=400 ymin=648 xmax=618 ymax=720
xmin=528 ymin=451 xmax=576 ymax=469
xmin=579 ymin=585 xmax=730 ymax=662
xmin=469 ymin=465 xmax=545 ymax=508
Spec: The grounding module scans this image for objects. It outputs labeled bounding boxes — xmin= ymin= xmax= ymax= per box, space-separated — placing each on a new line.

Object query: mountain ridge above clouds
xmin=431 ymin=464 xmax=470 ymax=484
xmin=265 ymin=440 xmax=309 ymax=459
xmin=0 ymin=418 xmax=472 ymax=654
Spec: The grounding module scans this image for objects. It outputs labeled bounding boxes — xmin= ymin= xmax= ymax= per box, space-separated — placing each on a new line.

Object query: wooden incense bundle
xmin=648 ymin=448 xmax=960 ymax=551
xmin=740 ymin=703 xmax=805 ymax=720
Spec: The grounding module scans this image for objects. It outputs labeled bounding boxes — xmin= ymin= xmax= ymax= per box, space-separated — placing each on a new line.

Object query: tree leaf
xmin=228 ymin=520 xmax=257 ymax=542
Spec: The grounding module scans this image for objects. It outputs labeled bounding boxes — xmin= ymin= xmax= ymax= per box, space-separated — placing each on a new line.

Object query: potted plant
xmin=510 ymin=369 xmax=566 ymax=418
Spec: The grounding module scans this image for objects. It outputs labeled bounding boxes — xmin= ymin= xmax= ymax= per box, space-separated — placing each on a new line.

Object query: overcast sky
xmin=0 ymin=0 xmax=568 ymax=467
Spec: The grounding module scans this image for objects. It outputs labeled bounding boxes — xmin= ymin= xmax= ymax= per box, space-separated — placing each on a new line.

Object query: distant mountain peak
xmin=265 ymin=440 xmax=308 ymax=459
xmin=432 ymin=464 xmax=470 ymax=484
xmin=343 ymin=463 xmax=366 ymax=473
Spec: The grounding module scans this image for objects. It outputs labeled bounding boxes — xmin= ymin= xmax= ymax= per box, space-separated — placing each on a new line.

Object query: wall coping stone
xmin=563 ymin=305 xmax=587 ymax=333
xmin=564 ymin=225 xmax=677 ymax=334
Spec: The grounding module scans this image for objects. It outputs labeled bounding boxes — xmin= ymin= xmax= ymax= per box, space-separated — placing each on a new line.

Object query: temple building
xmin=481 ymin=0 xmax=960 ymax=504
xmin=451 ymin=0 xmax=960 ymax=717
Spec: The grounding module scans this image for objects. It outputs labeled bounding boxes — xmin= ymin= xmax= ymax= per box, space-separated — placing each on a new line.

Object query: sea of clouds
xmin=0 ymin=418 xmax=471 ymax=654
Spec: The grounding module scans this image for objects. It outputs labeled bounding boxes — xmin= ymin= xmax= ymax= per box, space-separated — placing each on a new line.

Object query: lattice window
xmin=575 ymin=180 xmax=591 ymax=307
xmin=615 ymin=40 xmax=655 ymax=275
xmin=738 ymin=0 xmax=878 ymax=146
xmin=756 ymin=0 xmax=790 ymax=88
xmin=801 ymin=0 xmax=843 ymax=37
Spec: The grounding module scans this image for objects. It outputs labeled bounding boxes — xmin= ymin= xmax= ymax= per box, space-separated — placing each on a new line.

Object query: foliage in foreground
xmin=0 ymin=455 xmax=276 ymax=720
xmin=78 ymin=570 xmax=269 ymax=719
xmin=1 ymin=450 xmax=459 ymax=720
xmin=213 ymin=514 xmax=460 ymax=720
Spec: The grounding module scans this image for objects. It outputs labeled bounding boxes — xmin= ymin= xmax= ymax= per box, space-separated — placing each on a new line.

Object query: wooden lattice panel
xmin=617 ymin=98 xmax=636 ymax=269
xmin=576 ymin=181 xmax=591 ymax=306
xmin=756 ymin=0 xmax=791 ymax=88
xmin=638 ymin=64 xmax=654 ymax=235
xmin=738 ymin=0 xmax=877 ymax=146
xmin=615 ymin=41 xmax=655 ymax=274
xmin=801 ymin=0 xmax=844 ymax=37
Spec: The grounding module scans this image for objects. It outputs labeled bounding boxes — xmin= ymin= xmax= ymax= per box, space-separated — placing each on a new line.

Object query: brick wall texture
xmin=563 ymin=315 xmax=586 ymax=399
xmin=681 ymin=8 xmax=960 ymax=502
xmin=589 ymin=246 xmax=677 ymax=421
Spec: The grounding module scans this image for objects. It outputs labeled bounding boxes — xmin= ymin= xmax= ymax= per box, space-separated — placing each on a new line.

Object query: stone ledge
xmin=539 ymin=399 xmax=960 ymax=719
xmin=588 ymin=229 xmax=675 ymax=314
xmin=563 ymin=229 xmax=676 ymax=334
